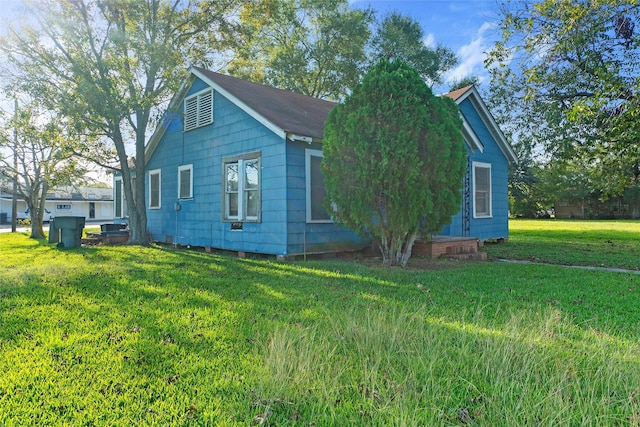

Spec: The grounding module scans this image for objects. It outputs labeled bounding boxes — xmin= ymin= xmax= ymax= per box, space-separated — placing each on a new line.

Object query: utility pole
xmin=11 ymin=99 xmax=17 ymax=232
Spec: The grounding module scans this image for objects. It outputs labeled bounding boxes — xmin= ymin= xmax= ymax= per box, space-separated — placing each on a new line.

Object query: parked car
xmin=24 ymin=208 xmax=53 ymax=222
xmin=538 ymin=207 xmax=555 ymax=219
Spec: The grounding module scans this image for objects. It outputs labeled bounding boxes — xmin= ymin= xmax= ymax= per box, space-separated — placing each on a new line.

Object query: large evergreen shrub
xmin=323 ymin=59 xmax=466 ymax=266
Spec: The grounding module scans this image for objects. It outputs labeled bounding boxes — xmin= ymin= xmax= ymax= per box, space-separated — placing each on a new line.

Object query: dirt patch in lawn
xmin=334 ymin=248 xmax=471 ymax=271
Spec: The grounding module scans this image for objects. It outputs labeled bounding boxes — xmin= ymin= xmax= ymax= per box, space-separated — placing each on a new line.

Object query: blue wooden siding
xmin=145 ymin=77 xmax=289 ymax=254
xmin=144 ymin=75 xmax=510 ymax=254
xmin=284 ymin=142 xmax=368 ymax=255
xmin=439 ymin=98 xmax=510 ymax=240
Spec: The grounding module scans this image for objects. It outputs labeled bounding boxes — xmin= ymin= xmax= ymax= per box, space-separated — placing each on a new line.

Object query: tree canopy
xmin=227 ymin=0 xmax=373 ymax=101
xmin=322 ymin=59 xmax=466 ymax=267
xmin=0 ymin=0 xmax=239 ymax=244
xmin=227 ymin=4 xmax=463 ymax=100
xmin=487 ymin=0 xmax=640 ymax=199
xmin=0 ymin=102 xmax=88 ymax=238
xmin=370 ymin=12 xmax=458 ymax=86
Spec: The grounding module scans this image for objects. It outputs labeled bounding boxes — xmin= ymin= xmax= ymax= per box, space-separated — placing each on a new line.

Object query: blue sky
xmin=0 ymin=0 xmax=503 ymax=90
xmin=0 ymin=0 xmax=503 ymax=176
xmin=0 ymin=0 xmax=27 ymax=25
xmin=352 ymin=0 xmax=503 ymax=90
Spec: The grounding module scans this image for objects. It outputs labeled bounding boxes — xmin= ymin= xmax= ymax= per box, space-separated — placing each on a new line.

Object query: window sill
xmin=183 ymin=122 xmax=213 ymax=132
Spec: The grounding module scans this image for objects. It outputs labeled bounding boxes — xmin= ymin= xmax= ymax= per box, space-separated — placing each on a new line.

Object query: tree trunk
xmin=113 ymin=126 xmax=148 ymax=245
xmin=121 ymin=164 xmax=148 ymax=245
xmin=397 ymin=233 xmax=418 ymax=267
xmin=131 ymin=112 xmax=149 ymax=245
xmin=26 ymin=199 xmax=45 ymax=239
xmin=30 ymin=217 xmax=45 ymax=239
xmin=378 ymin=231 xmax=418 ymax=267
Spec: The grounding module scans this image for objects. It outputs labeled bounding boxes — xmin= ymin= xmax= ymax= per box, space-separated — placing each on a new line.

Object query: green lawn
xmin=1 ymin=221 xmax=640 ymax=425
xmin=485 ymin=219 xmax=640 ymax=270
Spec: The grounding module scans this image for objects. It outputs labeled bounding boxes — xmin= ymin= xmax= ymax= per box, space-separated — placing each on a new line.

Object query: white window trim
xmin=184 ymin=88 xmax=213 ymax=132
xmin=114 ymin=176 xmax=130 ymax=219
xmin=222 ymin=152 xmax=261 ymax=223
xmin=305 ymin=149 xmax=332 ymax=223
xmin=114 ymin=176 xmax=124 ymax=218
xmin=178 ymin=164 xmax=193 ymax=200
xmin=472 ymin=161 xmax=492 ymax=218
xmin=149 ymin=169 xmax=162 ymax=210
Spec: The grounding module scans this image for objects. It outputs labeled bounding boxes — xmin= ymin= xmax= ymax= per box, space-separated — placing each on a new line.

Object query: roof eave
xmin=453 ymin=86 xmax=518 ymax=164
xmin=145 ymin=73 xmax=195 ymax=164
xmin=191 ymin=67 xmax=287 ymax=140
xmin=461 ymin=116 xmax=484 ymax=153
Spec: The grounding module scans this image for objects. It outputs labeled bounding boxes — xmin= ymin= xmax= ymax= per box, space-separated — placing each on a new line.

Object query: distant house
xmin=555 ymin=196 xmax=640 ymax=219
xmin=555 ymin=200 xmax=586 ymax=219
xmin=0 ymin=186 xmax=114 ymax=224
xmin=138 ymin=68 xmax=516 ymax=256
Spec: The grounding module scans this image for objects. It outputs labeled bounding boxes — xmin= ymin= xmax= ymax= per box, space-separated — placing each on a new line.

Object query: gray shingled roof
xmin=194 ymin=67 xmax=337 ymax=140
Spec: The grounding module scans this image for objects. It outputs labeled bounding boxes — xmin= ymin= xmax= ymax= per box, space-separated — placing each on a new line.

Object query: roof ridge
xmin=442 ymin=85 xmax=474 ymax=101
xmin=192 ymin=67 xmax=337 ymax=106
xmin=193 ymin=67 xmax=337 ymax=140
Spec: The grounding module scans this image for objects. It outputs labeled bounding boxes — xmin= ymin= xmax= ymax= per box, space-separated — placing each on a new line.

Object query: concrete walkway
xmin=0 ymin=220 xmax=110 ymax=234
xmin=0 ymin=224 xmax=29 ymax=233
xmin=497 ymin=259 xmax=640 ymax=275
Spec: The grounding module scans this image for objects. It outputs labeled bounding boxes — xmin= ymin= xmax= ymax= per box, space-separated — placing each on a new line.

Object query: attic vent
xmin=184 ymin=89 xmax=213 ymax=131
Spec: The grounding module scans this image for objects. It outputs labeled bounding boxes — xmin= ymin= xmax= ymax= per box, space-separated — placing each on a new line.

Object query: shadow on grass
xmin=3 ymin=236 xmax=640 ymax=424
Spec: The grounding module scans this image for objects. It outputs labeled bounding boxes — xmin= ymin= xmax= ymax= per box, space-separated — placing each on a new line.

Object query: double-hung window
xmin=114 ymin=176 xmax=130 ymax=218
xmin=114 ymin=177 xmax=124 ymax=218
xmin=184 ymin=89 xmax=213 ymax=131
xmin=149 ymin=169 xmax=161 ymax=209
xmin=223 ymin=153 xmax=260 ymax=222
xmin=305 ymin=149 xmax=331 ymax=223
xmin=178 ymin=164 xmax=193 ymax=199
xmin=473 ymin=162 xmax=492 ymax=218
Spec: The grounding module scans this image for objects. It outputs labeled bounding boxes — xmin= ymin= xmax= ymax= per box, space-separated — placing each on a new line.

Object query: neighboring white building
xmin=0 ymin=186 xmax=113 ymax=224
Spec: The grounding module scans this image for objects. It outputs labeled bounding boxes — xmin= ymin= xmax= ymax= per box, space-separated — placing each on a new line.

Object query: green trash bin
xmin=48 ymin=218 xmax=58 ymax=244
xmin=52 ymin=216 xmax=85 ymax=248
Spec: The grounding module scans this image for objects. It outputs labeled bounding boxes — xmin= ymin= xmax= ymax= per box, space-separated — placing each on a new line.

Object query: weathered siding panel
xmin=146 ymin=77 xmax=289 ymax=254
xmin=438 ymin=150 xmax=470 ymax=238
xmin=436 ymin=99 xmax=510 ymax=241
xmin=460 ymin=98 xmax=509 ymax=240
xmin=284 ymin=142 xmax=368 ymax=255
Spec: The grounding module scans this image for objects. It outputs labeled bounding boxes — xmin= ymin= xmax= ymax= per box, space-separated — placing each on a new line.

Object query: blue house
xmin=439 ymin=85 xmax=518 ymax=240
xmin=141 ymin=68 xmax=516 ymax=257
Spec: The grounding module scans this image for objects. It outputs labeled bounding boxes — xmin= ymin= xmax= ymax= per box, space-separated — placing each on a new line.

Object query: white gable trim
xmin=461 ymin=116 xmax=484 ymax=153
xmin=191 ymin=68 xmax=287 ymax=140
xmin=145 ymin=74 xmax=195 ymax=163
xmin=453 ymin=87 xmax=518 ymax=163
xmin=145 ymin=69 xmax=289 ymax=163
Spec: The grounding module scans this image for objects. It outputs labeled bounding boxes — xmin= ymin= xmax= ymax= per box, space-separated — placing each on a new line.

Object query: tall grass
xmin=256 ymin=305 xmax=640 ymax=425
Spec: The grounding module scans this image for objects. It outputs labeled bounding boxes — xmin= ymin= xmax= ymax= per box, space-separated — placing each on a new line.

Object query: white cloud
xmin=423 ymin=33 xmax=436 ymax=49
xmin=448 ymin=38 xmax=486 ymax=81
xmin=445 ymin=21 xmax=496 ymax=85
xmin=477 ymin=21 xmax=495 ymax=36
